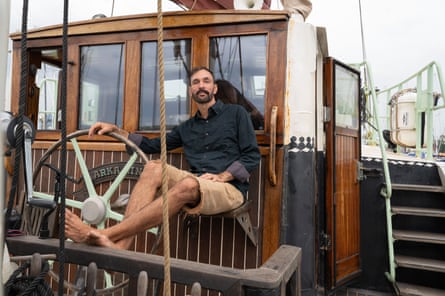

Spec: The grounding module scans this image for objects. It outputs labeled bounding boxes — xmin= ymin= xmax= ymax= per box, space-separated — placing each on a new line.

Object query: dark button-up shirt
xmin=128 ymin=100 xmax=260 ymax=196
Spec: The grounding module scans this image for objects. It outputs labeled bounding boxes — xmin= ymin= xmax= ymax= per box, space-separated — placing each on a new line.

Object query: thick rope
xmin=5 ymin=261 xmax=53 ymax=295
xmin=157 ymin=0 xmax=171 ymax=294
xmin=57 ymin=1 xmax=69 ymax=295
xmin=5 ymin=0 xmax=29 ymax=232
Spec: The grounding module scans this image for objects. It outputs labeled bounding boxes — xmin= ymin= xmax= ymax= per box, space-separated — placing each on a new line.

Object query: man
xmin=65 ymin=66 xmax=261 ymax=249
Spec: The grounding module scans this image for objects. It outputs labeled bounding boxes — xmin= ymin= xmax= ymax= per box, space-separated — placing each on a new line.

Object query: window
xmin=209 ymin=35 xmax=267 ymax=130
xmin=140 ymin=40 xmax=191 ymax=130
xmin=335 ymin=64 xmax=360 ymax=130
xmin=36 ymin=61 xmax=60 ymax=130
xmin=78 ymin=44 xmax=125 ymax=129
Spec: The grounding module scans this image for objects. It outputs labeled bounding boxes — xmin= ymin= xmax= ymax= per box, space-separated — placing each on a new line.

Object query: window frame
xmin=11 ymin=16 xmax=288 ymax=146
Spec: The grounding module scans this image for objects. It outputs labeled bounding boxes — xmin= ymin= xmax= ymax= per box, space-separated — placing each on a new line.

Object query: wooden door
xmin=324 ymin=58 xmax=361 ymax=289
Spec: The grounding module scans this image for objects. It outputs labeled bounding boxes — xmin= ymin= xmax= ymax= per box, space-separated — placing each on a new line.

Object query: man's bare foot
xmin=65 ymin=210 xmax=93 ymax=243
xmin=87 ymin=230 xmax=120 ymax=249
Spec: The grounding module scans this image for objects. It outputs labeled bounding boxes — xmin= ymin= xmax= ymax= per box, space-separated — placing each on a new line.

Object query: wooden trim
xmin=10 ymin=47 xmax=21 ymax=116
xmin=264 ymin=29 xmax=287 ymax=145
xmin=10 ymin=11 xmax=290 ymax=41
xmin=336 ymin=126 xmax=359 ymax=137
xmin=123 ymin=39 xmax=141 ymax=132
xmin=67 ymin=43 xmax=79 ymax=132
xmin=323 ymin=57 xmax=336 ymax=289
xmin=262 ymin=147 xmax=284 ymax=262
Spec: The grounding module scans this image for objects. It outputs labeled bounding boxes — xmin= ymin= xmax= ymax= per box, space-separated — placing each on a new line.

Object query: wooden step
xmin=392 ymin=206 xmax=445 ymax=218
xmin=398 ymin=282 xmax=445 ymax=296
xmin=393 ymin=230 xmax=445 ymax=244
xmin=391 ymin=183 xmax=445 ymax=193
xmin=395 ymin=255 xmax=445 ymax=273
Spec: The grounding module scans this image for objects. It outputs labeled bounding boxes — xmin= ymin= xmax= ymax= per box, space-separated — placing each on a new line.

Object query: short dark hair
xmin=188 ymin=66 xmax=214 ymax=85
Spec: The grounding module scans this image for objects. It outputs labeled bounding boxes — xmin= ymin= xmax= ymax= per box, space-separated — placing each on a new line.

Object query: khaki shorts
xmin=163 ymin=164 xmax=244 ymax=215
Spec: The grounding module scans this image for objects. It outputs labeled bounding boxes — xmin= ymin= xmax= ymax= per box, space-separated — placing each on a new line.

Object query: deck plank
xmin=393 ymin=230 xmax=445 ymax=244
xmin=395 ymin=255 xmax=445 ymax=273
xmin=398 ymin=282 xmax=445 ymax=296
xmin=392 ymin=206 xmax=445 ymax=218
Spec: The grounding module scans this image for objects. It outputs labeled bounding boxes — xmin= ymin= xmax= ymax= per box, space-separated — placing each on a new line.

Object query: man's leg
xmin=122 ymin=160 xmax=164 ymax=217
xmin=66 ymin=161 xmax=201 ymax=249
xmin=98 ymin=175 xmax=200 ymax=249
xmin=65 ymin=160 xmax=163 ymax=244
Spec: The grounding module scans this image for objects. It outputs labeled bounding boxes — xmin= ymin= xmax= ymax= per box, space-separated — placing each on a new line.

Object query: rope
xmin=5 ymin=0 xmax=29 ymax=232
xmin=57 ymin=1 xmax=69 ymax=295
xmin=156 ymin=0 xmax=171 ymax=294
xmin=5 ymin=261 xmax=53 ymax=296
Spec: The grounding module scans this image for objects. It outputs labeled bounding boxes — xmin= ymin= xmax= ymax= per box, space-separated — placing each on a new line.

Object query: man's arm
xmin=88 ymin=122 xmax=129 ymax=138
xmin=226 ymin=107 xmax=261 ymax=183
xmin=200 ymin=171 xmax=234 ymax=182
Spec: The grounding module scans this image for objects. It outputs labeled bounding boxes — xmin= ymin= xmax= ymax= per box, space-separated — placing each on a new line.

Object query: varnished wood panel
xmin=334 ymin=132 xmax=360 ymax=282
xmin=25 ymin=144 xmax=270 ymax=271
xmin=324 ymin=57 xmax=361 ymax=289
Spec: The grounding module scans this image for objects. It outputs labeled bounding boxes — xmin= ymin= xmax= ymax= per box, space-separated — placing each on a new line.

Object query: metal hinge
xmin=320 ymin=232 xmax=332 ymax=251
xmin=323 ymin=106 xmax=331 ymax=123
xmin=356 ymin=160 xmax=365 ymax=181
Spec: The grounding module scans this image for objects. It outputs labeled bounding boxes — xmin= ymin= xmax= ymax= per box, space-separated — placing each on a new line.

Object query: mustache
xmin=196 ymin=89 xmax=210 ymax=96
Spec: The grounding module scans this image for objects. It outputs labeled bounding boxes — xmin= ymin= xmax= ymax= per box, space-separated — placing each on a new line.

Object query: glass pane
xmin=140 ymin=40 xmax=191 ymax=130
xmin=36 ymin=61 xmax=60 ymax=130
xmin=209 ymin=35 xmax=266 ymax=130
xmin=78 ymin=44 xmax=125 ymax=129
xmin=335 ymin=65 xmax=360 ymax=129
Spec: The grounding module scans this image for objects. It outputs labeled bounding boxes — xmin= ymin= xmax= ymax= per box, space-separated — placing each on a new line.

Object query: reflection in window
xmin=78 ymin=44 xmax=125 ymax=129
xmin=36 ymin=61 xmax=60 ymax=130
xmin=140 ymin=40 xmax=191 ymax=130
xmin=209 ymin=35 xmax=266 ymax=129
xmin=335 ymin=65 xmax=360 ymax=130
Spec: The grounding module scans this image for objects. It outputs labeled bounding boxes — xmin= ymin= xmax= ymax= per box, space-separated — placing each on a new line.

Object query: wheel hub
xmin=81 ymin=197 xmax=106 ymax=225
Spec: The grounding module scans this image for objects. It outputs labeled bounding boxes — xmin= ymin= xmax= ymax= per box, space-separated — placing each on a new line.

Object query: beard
xmin=192 ymin=89 xmax=213 ymax=104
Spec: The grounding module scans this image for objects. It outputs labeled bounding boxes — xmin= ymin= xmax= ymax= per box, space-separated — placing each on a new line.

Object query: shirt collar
xmin=195 ymin=100 xmax=224 ymax=119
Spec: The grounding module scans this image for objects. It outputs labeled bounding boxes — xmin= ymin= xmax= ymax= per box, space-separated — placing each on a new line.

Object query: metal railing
xmin=376 ymin=61 xmax=445 ymax=160
xmin=352 ymin=61 xmax=397 ymax=288
xmin=353 ymin=60 xmax=445 ymax=294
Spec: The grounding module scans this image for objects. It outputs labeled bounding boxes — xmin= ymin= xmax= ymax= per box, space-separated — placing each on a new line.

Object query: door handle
xmin=269 ymin=106 xmax=278 ymax=186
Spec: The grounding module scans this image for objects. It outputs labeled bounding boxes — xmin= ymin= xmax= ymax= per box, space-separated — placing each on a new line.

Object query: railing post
xmin=425 ymin=65 xmax=435 ymax=160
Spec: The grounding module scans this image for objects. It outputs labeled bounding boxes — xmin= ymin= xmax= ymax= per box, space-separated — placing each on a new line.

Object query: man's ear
xmin=213 ymin=84 xmax=218 ymax=95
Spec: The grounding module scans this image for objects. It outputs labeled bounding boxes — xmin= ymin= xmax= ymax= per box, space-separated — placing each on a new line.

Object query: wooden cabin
xmin=6 ymin=10 xmax=365 ymax=295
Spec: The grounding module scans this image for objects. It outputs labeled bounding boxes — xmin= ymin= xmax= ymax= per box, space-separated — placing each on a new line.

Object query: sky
xmin=6 ymin=0 xmax=445 ymax=91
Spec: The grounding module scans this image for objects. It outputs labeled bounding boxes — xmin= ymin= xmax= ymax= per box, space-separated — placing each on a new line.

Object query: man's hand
xmin=200 ymin=171 xmax=233 ymax=182
xmin=88 ymin=122 xmax=128 ymax=138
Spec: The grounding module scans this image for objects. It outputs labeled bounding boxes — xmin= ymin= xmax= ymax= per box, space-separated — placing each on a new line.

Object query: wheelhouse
xmin=7 ymin=9 xmax=364 ymax=295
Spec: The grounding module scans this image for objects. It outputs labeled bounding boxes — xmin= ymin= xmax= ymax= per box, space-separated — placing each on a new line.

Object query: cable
xmin=57 ymin=0 xmax=69 ymax=295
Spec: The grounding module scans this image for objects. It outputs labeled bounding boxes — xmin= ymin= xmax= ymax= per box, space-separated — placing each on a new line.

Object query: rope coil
xmin=5 ymin=261 xmax=53 ymax=296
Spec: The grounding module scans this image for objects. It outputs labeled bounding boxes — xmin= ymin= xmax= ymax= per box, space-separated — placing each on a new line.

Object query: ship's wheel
xmin=29 ymin=129 xmax=161 ymax=294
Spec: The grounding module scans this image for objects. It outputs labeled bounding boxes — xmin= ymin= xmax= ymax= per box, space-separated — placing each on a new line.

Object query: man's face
xmin=189 ymin=69 xmax=217 ymax=104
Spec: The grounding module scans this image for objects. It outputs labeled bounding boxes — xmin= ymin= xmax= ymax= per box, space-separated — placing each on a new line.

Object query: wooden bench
xmin=184 ymin=200 xmax=258 ymax=246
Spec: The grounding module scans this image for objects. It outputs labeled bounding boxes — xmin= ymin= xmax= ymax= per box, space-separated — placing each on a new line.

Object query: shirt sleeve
xmin=127 ymin=128 xmax=183 ymax=154
xmin=226 ymin=107 xmax=261 ymax=183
